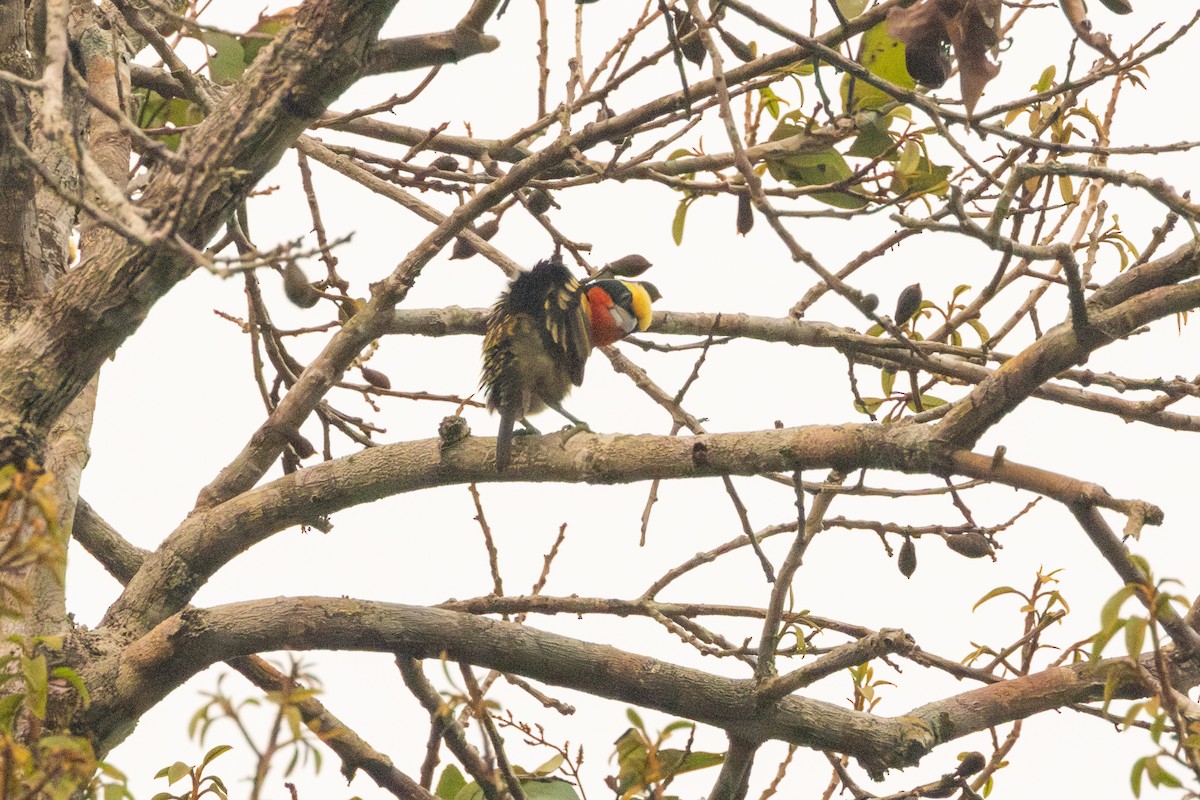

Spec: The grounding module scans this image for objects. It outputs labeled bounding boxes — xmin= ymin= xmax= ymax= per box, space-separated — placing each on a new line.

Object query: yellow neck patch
xmin=625 ymin=281 xmax=655 ymax=331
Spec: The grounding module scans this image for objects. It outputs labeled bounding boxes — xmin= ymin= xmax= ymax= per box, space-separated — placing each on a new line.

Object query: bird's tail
xmin=495 ymin=405 xmax=518 ymax=471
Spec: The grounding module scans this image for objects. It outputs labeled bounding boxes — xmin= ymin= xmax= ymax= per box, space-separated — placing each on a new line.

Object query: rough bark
xmin=78 ymin=596 xmax=1199 ymax=778
xmin=0 ymin=0 xmax=399 ymax=460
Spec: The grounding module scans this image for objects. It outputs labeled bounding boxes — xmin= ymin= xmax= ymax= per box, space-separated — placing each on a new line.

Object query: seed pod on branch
xmin=898 ymin=536 xmax=917 ymax=578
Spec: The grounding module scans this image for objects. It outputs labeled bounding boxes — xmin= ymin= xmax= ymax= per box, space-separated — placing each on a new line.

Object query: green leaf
xmin=1058 ymin=174 xmax=1075 ymax=204
xmin=50 ymin=666 xmax=90 ymax=708
xmin=134 ymin=88 xmax=203 ymax=150
xmin=1100 ymin=585 xmax=1135 ymax=632
xmin=1121 ymin=701 xmax=1146 ymax=730
xmin=1130 ymin=755 xmax=1147 ymax=797
xmin=897 ymin=141 xmax=920 ymax=176
xmin=758 ymin=86 xmax=783 ymax=120
xmin=21 ymin=653 xmax=47 ymax=719
xmin=518 ymin=777 xmax=582 ymax=800
xmin=1146 ymin=756 xmax=1183 ymax=789
xmin=530 ymin=754 xmax=564 ymax=777
xmin=671 ymin=197 xmax=693 ymax=245
xmin=1033 ymin=65 xmax=1056 ymax=93
xmin=764 ymin=131 xmax=868 ymax=209
xmin=0 ymin=693 xmax=22 ymax=731
xmin=1149 ymin=710 xmax=1166 ymax=744
xmin=973 ymin=586 xmax=1021 ymax=611
xmin=841 ymin=22 xmax=914 ymax=113
xmin=202 ymin=32 xmax=247 ymax=85
xmin=660 ymin=719 xmax=694 ymax=738
xmin=452 ymin=782 xmax=484 ymax=800
xmin=1091 ymin=618 xmax=1126 ymax=660
xmin=625 ymin=708 xmax=646 ymax=730
xmin=880 ymin=369 xmax=896 ymax=395
xmin=854 ymin=397 xmax=885 ymax=414
xmin=965 ymin=318 xmax=990 ymax=344
xmin=240 ymin=9 xmax=295 ymax=64
xmin=201 ymin=744 xmax=232 ymax=769
xmin=907 ymin=394 xmax=946 ymax=411
xmin=836 ymin=0 xmax=869 ymax=18
xmin=98 ymin=762 xmax=128 ymax=781
xmin=889 ymin=151 xmax=951 ymax=199
xmin=284 ymin=704 xmax=303 ymax=741
xmin=847 ymin=117 xmax=894 ymax=158
xmin=667 ymin=749 xmax=725 ymax=775
xmin=1124 ymin=616 xmax=1146 ymax=658
xmin=166 ymin=761 xmax=191 ymax=786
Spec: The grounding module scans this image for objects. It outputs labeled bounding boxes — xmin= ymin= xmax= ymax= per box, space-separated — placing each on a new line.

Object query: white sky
xmin=69 ymin=2 xmax=1200 ymax=799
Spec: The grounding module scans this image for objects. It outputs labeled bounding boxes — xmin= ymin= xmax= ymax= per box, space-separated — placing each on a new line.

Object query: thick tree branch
xmin=363 ymin=30 xmax=500 ymax=76
xmin=0 ymin=0 xmax=399 ymax=455
xmin=936 ymin=270 xmax=1200 ymax=447
xmin=129 ymin=16 xmax=503 ymax=101
xmin=72 ymin=498 xmax=146 ymax=584
xmin=83 ymin=596 xmax=1200 ymax=779
xmin=102 ymin=423 xmax=1158 ymax=639
xmin=71 ymin=500 xmax=430 ymax=797
xmin=85 ymin=596 xmax=932 ymax=777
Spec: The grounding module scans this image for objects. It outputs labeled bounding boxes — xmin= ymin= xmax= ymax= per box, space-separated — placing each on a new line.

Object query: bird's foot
xmin=557 ymin=421 xmax=591 ymax=447
xmin=516 ymin=418 xmax=541 ymax=436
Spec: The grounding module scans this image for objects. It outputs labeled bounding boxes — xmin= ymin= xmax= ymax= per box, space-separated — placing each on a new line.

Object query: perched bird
xmin=481 ymin=256 xmax=660 ymax=470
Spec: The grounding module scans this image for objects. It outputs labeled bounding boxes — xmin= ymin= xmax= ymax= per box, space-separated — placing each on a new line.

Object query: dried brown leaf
xmin=888 ymin=0 xmax=1003 ymax=113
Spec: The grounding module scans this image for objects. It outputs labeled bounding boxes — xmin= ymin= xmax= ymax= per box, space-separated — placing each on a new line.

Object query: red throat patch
xmin=586 ymin=284 xmax=624 ymax=347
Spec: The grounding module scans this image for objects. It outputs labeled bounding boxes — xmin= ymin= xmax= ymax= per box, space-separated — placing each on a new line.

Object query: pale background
xmin=69 ymin=3 xmax=1200 ymax=798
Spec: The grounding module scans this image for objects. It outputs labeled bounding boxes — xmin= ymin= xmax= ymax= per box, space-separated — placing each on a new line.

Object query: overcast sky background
xmin=66 ymin=2 xmax=1200 ymax=798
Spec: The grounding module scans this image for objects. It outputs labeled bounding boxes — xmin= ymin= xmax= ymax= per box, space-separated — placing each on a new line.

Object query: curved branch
xmin=72 ymin=498 xmax=147 ymax=584
xmin=82 ymin=596 xmax=1200 ymax=780
xmin=84 ymin=596 xmax=928 ymax=778
xmin=101 ymin=423 xmax=1158 ymax=640
xmin=937 ymin=270 xmax=1200 ymax=447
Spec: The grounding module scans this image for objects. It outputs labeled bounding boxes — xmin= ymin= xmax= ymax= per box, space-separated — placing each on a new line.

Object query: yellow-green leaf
xmin=841 ymin=22 xmax=914 ymax=113
xmin=166 ymin=761 xmax=191 ymax=786
xmin=1033 ymin=65 xmax=1056 ymax=93
xmin=202 ymin=32 xmax=246 ymax=85
xmin=21 ymin=654 xmax=47 ymax=719
xmin=435 ymin=764 xmax=466 ymax=800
